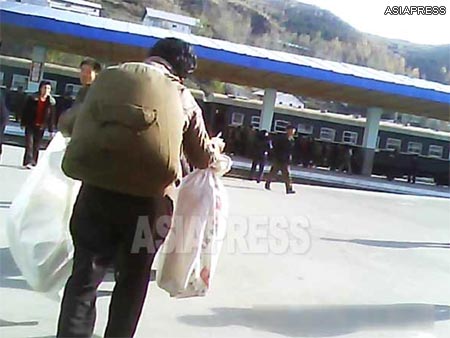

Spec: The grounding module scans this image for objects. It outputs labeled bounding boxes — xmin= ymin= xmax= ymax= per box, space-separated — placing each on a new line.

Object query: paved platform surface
xmin=0 ymin=145 xmax=449 ymax=338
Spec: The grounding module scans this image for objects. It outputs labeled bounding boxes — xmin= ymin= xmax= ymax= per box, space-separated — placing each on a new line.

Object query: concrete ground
xmin=0 ymin=144 xmax=449 ymax=338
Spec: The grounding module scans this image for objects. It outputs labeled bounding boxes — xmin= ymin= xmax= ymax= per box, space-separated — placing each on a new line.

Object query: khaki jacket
xmin=62 ymin=59 xmax=214 ymax=197
xmin=58 ymin=86 xmax=90 ymax=136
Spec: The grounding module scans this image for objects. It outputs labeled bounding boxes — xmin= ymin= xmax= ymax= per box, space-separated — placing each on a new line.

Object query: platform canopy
xmin=1 ymin=1 xmax=449 ymax=120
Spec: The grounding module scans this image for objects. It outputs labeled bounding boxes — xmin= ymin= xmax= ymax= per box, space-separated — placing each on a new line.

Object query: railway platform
xmin=0 ymin=144 xmax=449 ymax=338
xmin=3 ymin=124 xmax=449 ymax=199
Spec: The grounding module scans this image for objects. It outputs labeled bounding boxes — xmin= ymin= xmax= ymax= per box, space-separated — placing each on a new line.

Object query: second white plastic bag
xmin=156 ymin=155 xmax=231 ymax=298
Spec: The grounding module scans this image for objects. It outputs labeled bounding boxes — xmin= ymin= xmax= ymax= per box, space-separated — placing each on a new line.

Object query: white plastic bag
xmin=157 ymin=155 xmax=231 ymax=298
xmin=6 ymin=132 xmax=80 ymax=298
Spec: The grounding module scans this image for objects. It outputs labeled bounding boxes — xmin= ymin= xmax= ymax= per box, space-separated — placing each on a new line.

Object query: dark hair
xmin=80 ymin=58 xmax=102 ymax=73
xmin=149 ymin=37 xmax=197 ymax=78
xmin=286 ymin=125 xmax=295 ymax=130
xmin=39 ymin=80 xmax=52 ymax=90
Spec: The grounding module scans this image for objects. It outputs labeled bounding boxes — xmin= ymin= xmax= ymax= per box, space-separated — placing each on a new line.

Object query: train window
xmin=231 ymin=112 xmax=244 ymax=126
xmin=320 ymin=127 xmax=336 ymax=141
xmin=274 ymin=120 xmax=290 ymax=133
xmin=428 ymin=145 xmax=443 ymax=158
xmin=342 ymin=131 xmax=358 ymax=145
xmin=386 ymin=138 xmax=401 ymax=151
xmin=43 ymin=79 xmax=58 ymax=95
xmin=65 ymin=83 xmax=82 ymax=96
xmin=297 ymin=123 xmax=313 ymax=134
xmin=407 ymin=142 xmax=423 ymax=155
xmin=251 ymin=116 xmax=261 ymax=129
xmin=11 ymin=74 xmax=29 ymax=90
xmin=0 ymin=72 xmax=4 ymax=86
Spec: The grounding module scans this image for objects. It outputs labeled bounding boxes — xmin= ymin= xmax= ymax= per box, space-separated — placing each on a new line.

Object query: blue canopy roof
xmin=1 ymin=1 xmax=449 ymax=119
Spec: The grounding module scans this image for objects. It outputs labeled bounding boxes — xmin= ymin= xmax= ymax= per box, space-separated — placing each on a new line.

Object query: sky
xmin=297 ymin=0 xmax=450 ymax=45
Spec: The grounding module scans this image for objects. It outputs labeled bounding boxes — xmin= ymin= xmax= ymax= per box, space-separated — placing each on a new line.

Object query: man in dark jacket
xmin=265 ymin=125 xmax=296 ymax=194
xmin=20 ymin=80 xmax=56 ymax=168
xmin=250 ymin=129 xmax=271 ymax=183
xmin=58 ymin=58 xmax=102 ymax=136
xmin=57 ymin=38 xmax=222 ymax=338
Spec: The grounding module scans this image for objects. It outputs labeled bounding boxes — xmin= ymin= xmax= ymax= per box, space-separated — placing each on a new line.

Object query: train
xmin=1 ymin=55 xmax=449 ymax=185
xmin=201 ymin=93 xmax=450 ymax=185
xmin=0 ymin=55 xmax=81 ymax=96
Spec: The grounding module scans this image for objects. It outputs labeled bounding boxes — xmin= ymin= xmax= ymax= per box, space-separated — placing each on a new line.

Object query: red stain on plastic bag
xmin=200 ymin=267 xmax=210 ymax=287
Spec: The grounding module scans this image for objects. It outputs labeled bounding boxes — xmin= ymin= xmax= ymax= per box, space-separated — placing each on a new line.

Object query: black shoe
xmin=286 ymin=189 xmax=296 ymax=194
xmin=264 ymin=182 xmax=271 ymax=190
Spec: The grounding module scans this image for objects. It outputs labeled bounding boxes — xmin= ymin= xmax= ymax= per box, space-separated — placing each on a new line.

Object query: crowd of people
xmin=222 ymin=124 xmax=436 ymax=185
xmin=222 ymin=124 xmax=356 ymax=179
xmin=0 ymin=65 xmax=355 ymax=190
xmin=1 ymin=34 xmax=440 ymax=337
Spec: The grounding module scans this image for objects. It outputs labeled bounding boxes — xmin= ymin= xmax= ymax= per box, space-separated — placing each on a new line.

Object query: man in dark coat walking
xmin=265 ymin=125 xmax=296 ymax=194
xmin=20 ymin=80 xmax=56 ymax=168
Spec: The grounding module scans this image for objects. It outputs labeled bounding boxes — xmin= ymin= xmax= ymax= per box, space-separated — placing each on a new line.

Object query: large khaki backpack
xmin=62 ymin=62 xmax=185 ymax=197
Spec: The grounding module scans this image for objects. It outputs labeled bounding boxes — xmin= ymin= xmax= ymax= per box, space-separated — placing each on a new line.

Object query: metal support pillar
xmin=259 ymin=88 xmax=276 ymax=131
xmin=361 ymin=107 xmax=383 ymax=176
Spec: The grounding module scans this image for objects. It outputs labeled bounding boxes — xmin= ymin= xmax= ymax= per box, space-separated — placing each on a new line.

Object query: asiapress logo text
xmin=131 ymin=215 xmax=312 ymax=255
xmin=384 ymin=6 xmax=446 ymax=15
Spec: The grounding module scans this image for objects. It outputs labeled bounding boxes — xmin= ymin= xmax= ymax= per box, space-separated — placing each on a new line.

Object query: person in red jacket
xmin=20 ymin=80 xmax=56 ymax=168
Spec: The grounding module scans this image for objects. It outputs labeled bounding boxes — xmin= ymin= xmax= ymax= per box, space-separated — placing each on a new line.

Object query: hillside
xmin=95 ymin=0 xmax=450 ymax=85
xmin=2 ymin=0 xmax=449 ymax=85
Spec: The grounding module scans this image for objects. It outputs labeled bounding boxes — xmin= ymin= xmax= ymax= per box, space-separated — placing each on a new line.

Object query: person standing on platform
xmin=265 ymin=125 xmax=296 ymax=194
xmin=20 ymin=80 xmax=56 ymax=168
xmin=58 ymin=58 xmax=102 ymax=136
xmin=56 ymin=37 xmax=223 ymax=338
xmin=338 ymin=144 xmax=353 ymax=174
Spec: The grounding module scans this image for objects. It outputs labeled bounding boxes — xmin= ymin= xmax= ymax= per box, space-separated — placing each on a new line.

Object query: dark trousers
xmin=57 ymin=184 xmax=172 ymax=338
xmin=339 ymin=158 xmax=352 ymax=174
xmin=301 ymin=156 xmax=311 ymax=168
xmin=266 ymin=161 xmax=293 ymax=192
xmin=250 ymin=156 xmax=266 ymax=182
xmin=23 ymin=126 xmax=44 ymax=166
xmin=407 ymin=171 xmax=417 ymax=183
